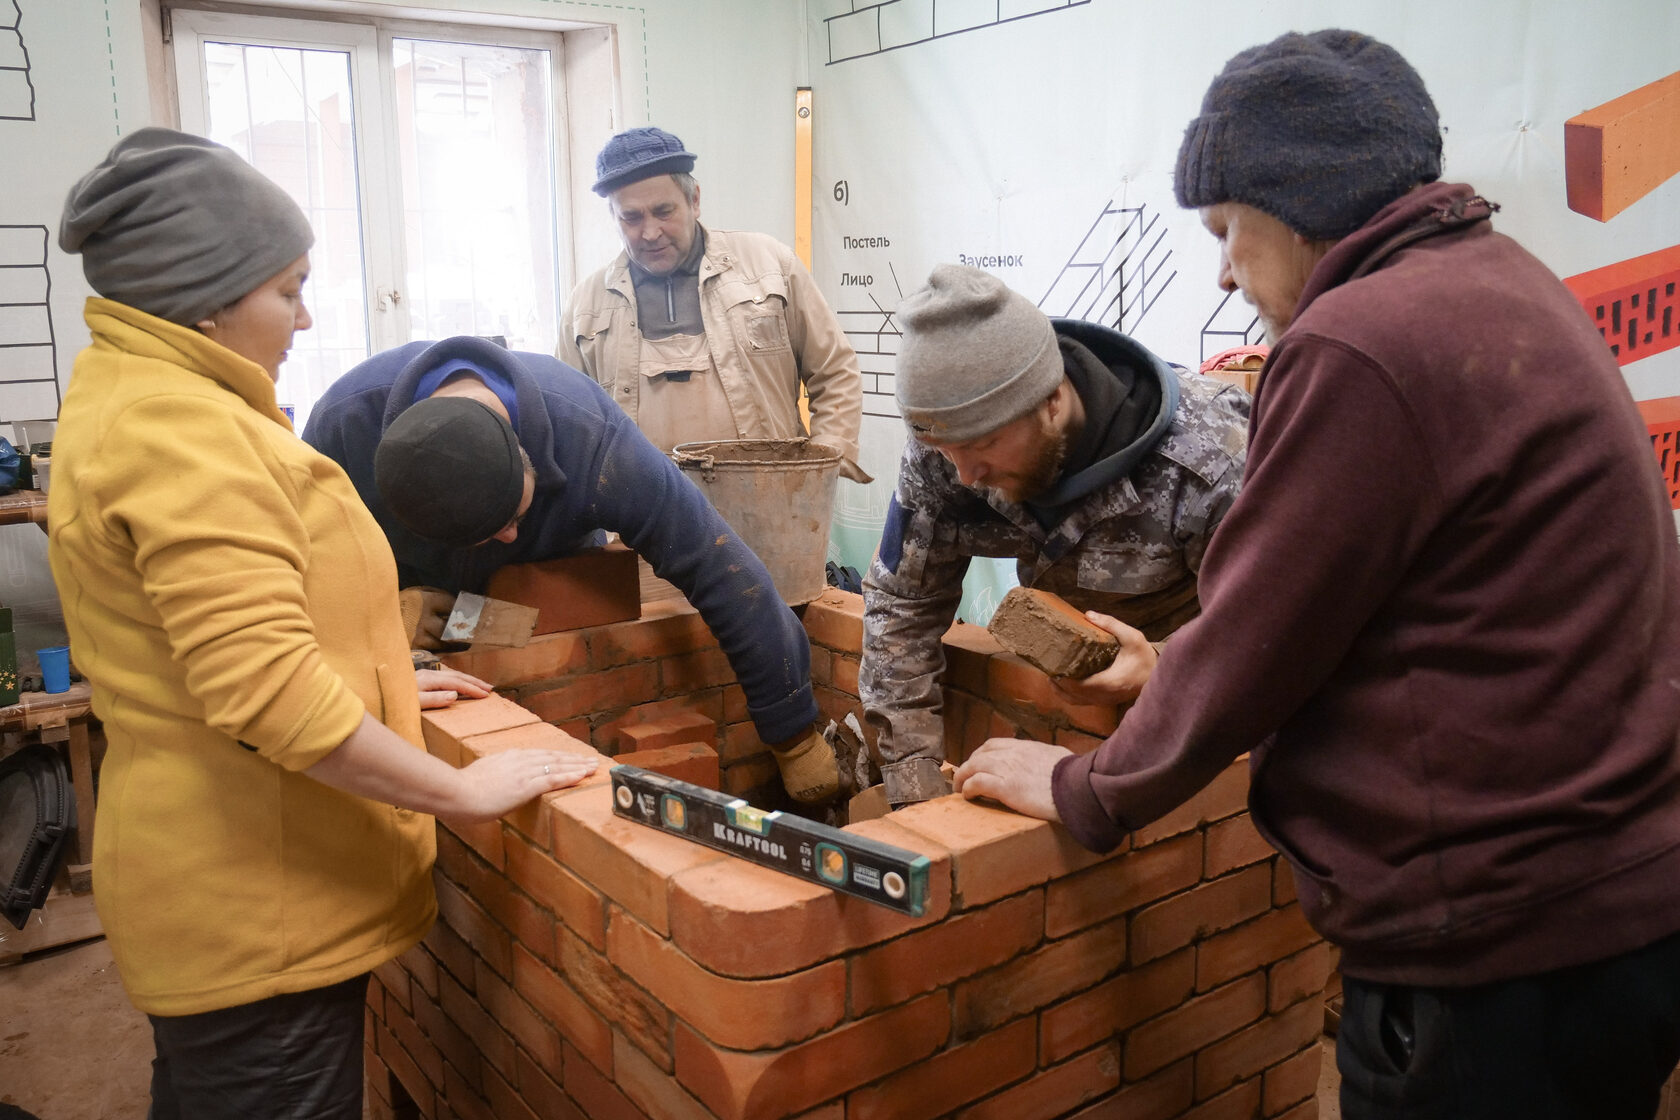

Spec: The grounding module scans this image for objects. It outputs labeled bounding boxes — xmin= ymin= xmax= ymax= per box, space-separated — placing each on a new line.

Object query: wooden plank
xmin=0 ymin=890 xmax=102 ymax=965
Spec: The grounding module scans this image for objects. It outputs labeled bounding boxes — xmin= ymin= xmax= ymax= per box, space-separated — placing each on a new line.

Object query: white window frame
xmin=169 ymin=4 xmax=583 ymax=358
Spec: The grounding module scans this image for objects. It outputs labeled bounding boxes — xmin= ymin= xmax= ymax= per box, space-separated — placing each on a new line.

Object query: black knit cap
xmin=1175 ymin=29 xmax=1443 ymax=240
xmin=592 ymin=126 xmax=697 ymax=196
xmin=374 ymin=397 xmax=526 ymax=546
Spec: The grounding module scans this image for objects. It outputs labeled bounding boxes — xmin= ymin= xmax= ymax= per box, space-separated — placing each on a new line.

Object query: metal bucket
xmin=672 ymin=438 xmax=841 ymax=606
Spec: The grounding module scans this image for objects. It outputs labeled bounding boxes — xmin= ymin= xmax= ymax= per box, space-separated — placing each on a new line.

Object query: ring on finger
xmin=543 ymin=764 xmax=551 ymax=775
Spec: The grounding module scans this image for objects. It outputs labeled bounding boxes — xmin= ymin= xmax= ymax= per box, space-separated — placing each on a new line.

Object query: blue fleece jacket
xmin=303 ymin=337 xmax=817 ymax=744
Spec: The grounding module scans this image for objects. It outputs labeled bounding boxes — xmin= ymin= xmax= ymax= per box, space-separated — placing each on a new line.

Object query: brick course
xmin=364 ymin=590 xmax=1329 ymax=1118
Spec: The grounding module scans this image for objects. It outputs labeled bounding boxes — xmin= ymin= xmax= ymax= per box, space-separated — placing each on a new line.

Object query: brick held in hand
xmin=986 ymin=587 xmax=1119 ymax=679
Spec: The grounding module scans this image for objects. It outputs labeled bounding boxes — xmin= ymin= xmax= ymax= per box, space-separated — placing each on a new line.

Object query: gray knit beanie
xmin=58 ymin=127 xmax=314 ymax=326
xmin=375 ymin=397 xmax=527 ymax=547
xmin=1175 ymin=29 xmax=1443 ymax=240
xmin=592 ymin=126 xmax=697 ymax=196
xmin=895 ymin=265 xmax=1063 ymax=443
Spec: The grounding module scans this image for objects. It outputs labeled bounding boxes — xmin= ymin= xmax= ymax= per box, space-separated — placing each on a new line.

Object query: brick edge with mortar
xmin=366 ymin=590 xmax=1329 ymax=1120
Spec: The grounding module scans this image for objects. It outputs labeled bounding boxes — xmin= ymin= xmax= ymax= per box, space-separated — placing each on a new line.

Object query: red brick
xmin=442 ymin=631 xmax=588 ymax=688
xmin=421 ymin=693 xmax=542 ymax=763
xmin=987 ymin=652 xmax=1120 ymax=732
xmin=1195 ymin=998 xmax=1321 ymax=1099
xmin=1269 ymin=941 xmax=1336 ymax=1014
xmin=1273 ymin=861 xmax=1298 ymax=906
xmin=377 ymin=1021 xmax=436 ymax=1117
xmin=1053 ymin=727 xmax=1106 ymax=754
xmin=512 ymin=942 xmax=613 ymax=1073
xmin=550 ymin=782 xmax=722 ymax=935
xmin=563 ymin=1039 xmax=649 ymax=1120
xmin=1046 ymin=833 xmax=1197 ymax=938
xmin=1041 ymin=947 xmax=1197 ymax=1064
xmin=593 ymin=694 xmax=724 ymax=754
xmin=613 ymin=742 xmax=720 ymax=790
xmin=522 ymin=662 xmax=662 ymax=724
xmin=375 ymin=958 xmax=411 ymax=1013
xmin=591 ymin=600 xmax=717 ymax=668
xmin=608 ymin=907 xmax=845 ymax=1049
xmin=667 ymin=848 xmax=946 ymax=979
xmin=385 ymin=998 xmax=445 ymax=1094
xmin=720 ymin=720 xmax=771 ymax=766
xmin=560 ymin=923 xmax=672 ymax=1069
xmin=801 ymin=589 xmax=863 ymax=651
xmin=1564 ymin=245 xmax=1680 ymax=368
xmin=444 ymin=814 xmax=507 ymax=868
xmin=439 ymin=968 xmax=518 ymax=1081
xmin=850 ymin=891 xmax=1043 ymax=1016
xmin=720 ymin=754 xmax=780 ymax=799
xmin=1564 ymin=71 xmax=1680 ymax=223
xmin=1261 ymin=1041 xmax=1324 ymax=1115
xmin=435 ymin=828 xmax=557 ymax=967
xmin=941 ymin=689 xmax=992 ymax=764
xmin=1196 ymin=904 xmax=1319 ymax=992
xmin=481 ymin=1061 xmax=542 ymax=1120
xmin=399 ymin=942 xmax=440 ymax=1001
xmin=422 ymin=916 xmax=476 ymax=992
xmin=617 ymin=709 xmax=719 ymax=752
xmin=1205 ymin=815 xmax=1272 ymax=878
xmin=474 ymin=956 xmax=564 ymax=1072
xmin=1131 ymin=864 xmax=1273 ymax=966
xmin=954 ymin=1042 xmax=1120 ymax=1120
xmin=1068 ymin=1057 xmax=1192 ymax=1120
xmin=830 ymin=654 xmax=860 ymax=697
xmin=941 ymin=622 xmax=1002 ymax=695
xmin=505 ymin=832 xmax=608 ymax=950
xmin=722 ymin=684 xmax=749 ymax=724
xmin=1124 ymin=973 xmax=1267 ymax=1080
xmin=1131 ymin=760 xmax=1249 ymax=846
xmin=890 ymin=795 xmax=1105 ymax=909
xmin=661 ymin=646 xmax=736 ymax=694
xmin=433 ymin=873 xmax=512 ymax=980
xmin=486 ymin=547 xmax=641 ymax=635
xmin=955 ymin=917 xmax=1128 ymax=1037
xmin=1183 ymin=1076 xmax=1262 ymax=1119
xmin=411 ymin=987 xmax=482 ymax=1090
xmin=848 ymin=1018 xmax=1037 ymax=1120
xmin=673 ymin=993 xmax=949 ymax=1120
xmin=613 ymin=1029 xmax=724 ymax=1120
xmin=1272 ymin=1099 xmax=1319 ymax=1120
xmin=514 ymin=1048 xmax=583 ymax=1120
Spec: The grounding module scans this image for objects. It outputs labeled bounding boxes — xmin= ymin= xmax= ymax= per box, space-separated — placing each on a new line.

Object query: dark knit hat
xmin=1175 ymin=29 xmax=1442 ymax=240
xmin=895 ymin=265 xmax=1063 ymax=443
xmin=592 ymin=127 xmax=697 ymax=196
xmin=58 ymin=127 xmax=314 ymax=326
xmin=375 ymin=397 xmax=527 ymax=546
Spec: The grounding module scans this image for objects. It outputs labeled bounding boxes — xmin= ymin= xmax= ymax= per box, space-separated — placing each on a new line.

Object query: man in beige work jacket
xmin=559 ymin=126 xmax=869 ymax=482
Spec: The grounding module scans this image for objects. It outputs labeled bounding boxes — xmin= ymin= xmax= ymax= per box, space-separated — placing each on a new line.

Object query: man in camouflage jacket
xmin=860 ymin=265 xmax=1248 ymax=805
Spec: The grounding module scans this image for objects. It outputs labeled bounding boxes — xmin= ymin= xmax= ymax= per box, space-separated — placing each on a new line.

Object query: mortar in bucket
xmin=672 ymin=438 xmax=841 ymax=605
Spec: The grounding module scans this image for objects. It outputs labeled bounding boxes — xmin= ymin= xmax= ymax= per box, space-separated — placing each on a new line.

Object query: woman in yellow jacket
xmin=49 ymin=128 xmax=596 ymax=1119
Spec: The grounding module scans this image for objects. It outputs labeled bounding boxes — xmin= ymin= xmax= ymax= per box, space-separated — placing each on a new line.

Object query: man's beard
xmin=984 ymin=426 xmax=1068 ymax=505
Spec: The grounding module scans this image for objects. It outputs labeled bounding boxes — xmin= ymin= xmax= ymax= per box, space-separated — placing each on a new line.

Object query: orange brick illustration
xmin=484 ymin=545 xmax=641 ymax=635
xmin=1564 ymin=69 xmax=1680 ymax=222
xmin=1639 ymin=395 xmax=1680 ymax=509
xmin=987 ymin=586 xmax=1120 ymax=678
xmin=1563 ymin=243 xmax=1680 ymax=367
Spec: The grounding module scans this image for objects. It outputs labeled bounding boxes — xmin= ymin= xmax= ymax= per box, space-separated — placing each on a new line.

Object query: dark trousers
xmin=1338 ymin=930 xmax=1680 ymax=1119
xmin=146 ymin=973 xmax=369 ymax=1120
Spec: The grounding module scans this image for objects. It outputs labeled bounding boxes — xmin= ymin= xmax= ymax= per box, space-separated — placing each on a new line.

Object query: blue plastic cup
xmin=38 ymin=645 xmax=70 ymax=693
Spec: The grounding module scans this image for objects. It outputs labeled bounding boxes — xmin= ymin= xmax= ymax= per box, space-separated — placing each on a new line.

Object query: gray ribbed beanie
xmin=592 ymin=126 xmax=697 ymax=196
xmin=1175 ymin=29 xmax=1442 ymax=240
xmin=895 ymin=265 xmax=1062 ymax=443
xmin=58 ymin=127 xmax=314 ymax=326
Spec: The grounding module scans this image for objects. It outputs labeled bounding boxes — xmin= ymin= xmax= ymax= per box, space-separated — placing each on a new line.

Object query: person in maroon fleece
xmin=954 ymin=29 xmax=1680 ymax=1118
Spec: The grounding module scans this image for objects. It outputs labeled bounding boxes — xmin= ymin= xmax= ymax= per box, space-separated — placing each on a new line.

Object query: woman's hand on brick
xmin=952 ymin=738 xmax=1068 ymax=822
xmin=415 ymin=667 xmax=492 ymax=710
xmin=443 ymin=749 xmax=599 ymax=825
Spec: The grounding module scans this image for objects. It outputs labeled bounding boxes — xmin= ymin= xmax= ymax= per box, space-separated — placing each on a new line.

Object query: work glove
xmin=772 ymin=725 xmax=842 ymax=804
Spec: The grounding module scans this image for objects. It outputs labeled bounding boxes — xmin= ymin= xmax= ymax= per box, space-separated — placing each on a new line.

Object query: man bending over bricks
xmin=304 ymin=335 xmax=841 ymax=804
xmin=954 ymin=30 xmax=1680 ymax=1117
xmin=859 ymin=264 xmax=1250 ymax=806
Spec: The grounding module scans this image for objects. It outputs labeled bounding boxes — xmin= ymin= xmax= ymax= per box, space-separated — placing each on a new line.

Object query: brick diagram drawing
xmin=0 ymin=0 xmax=34 ymax=121
xmin=1038 ymin=200 xmax=1175 ymax=339
xmin=1200 ymin=289 xmax=1262 ymax=365
xmin=821 ymin=0 xmax=1089 ymax=65
xmin=835 ymin=263 xmax=906 ymax=421
xmin=0 ymin=225 xmax=61 ymax=422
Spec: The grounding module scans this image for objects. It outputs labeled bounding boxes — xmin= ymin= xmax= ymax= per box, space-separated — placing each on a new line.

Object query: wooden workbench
xmin=0 ymin=681 xmax=102 ymax=964
xmin=0 ymin=488 xmax=49 ymax=528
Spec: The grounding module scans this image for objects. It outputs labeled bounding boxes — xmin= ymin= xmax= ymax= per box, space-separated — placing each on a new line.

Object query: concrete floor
xmin=1 ymin=935 xmax=1339 ymax=1119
